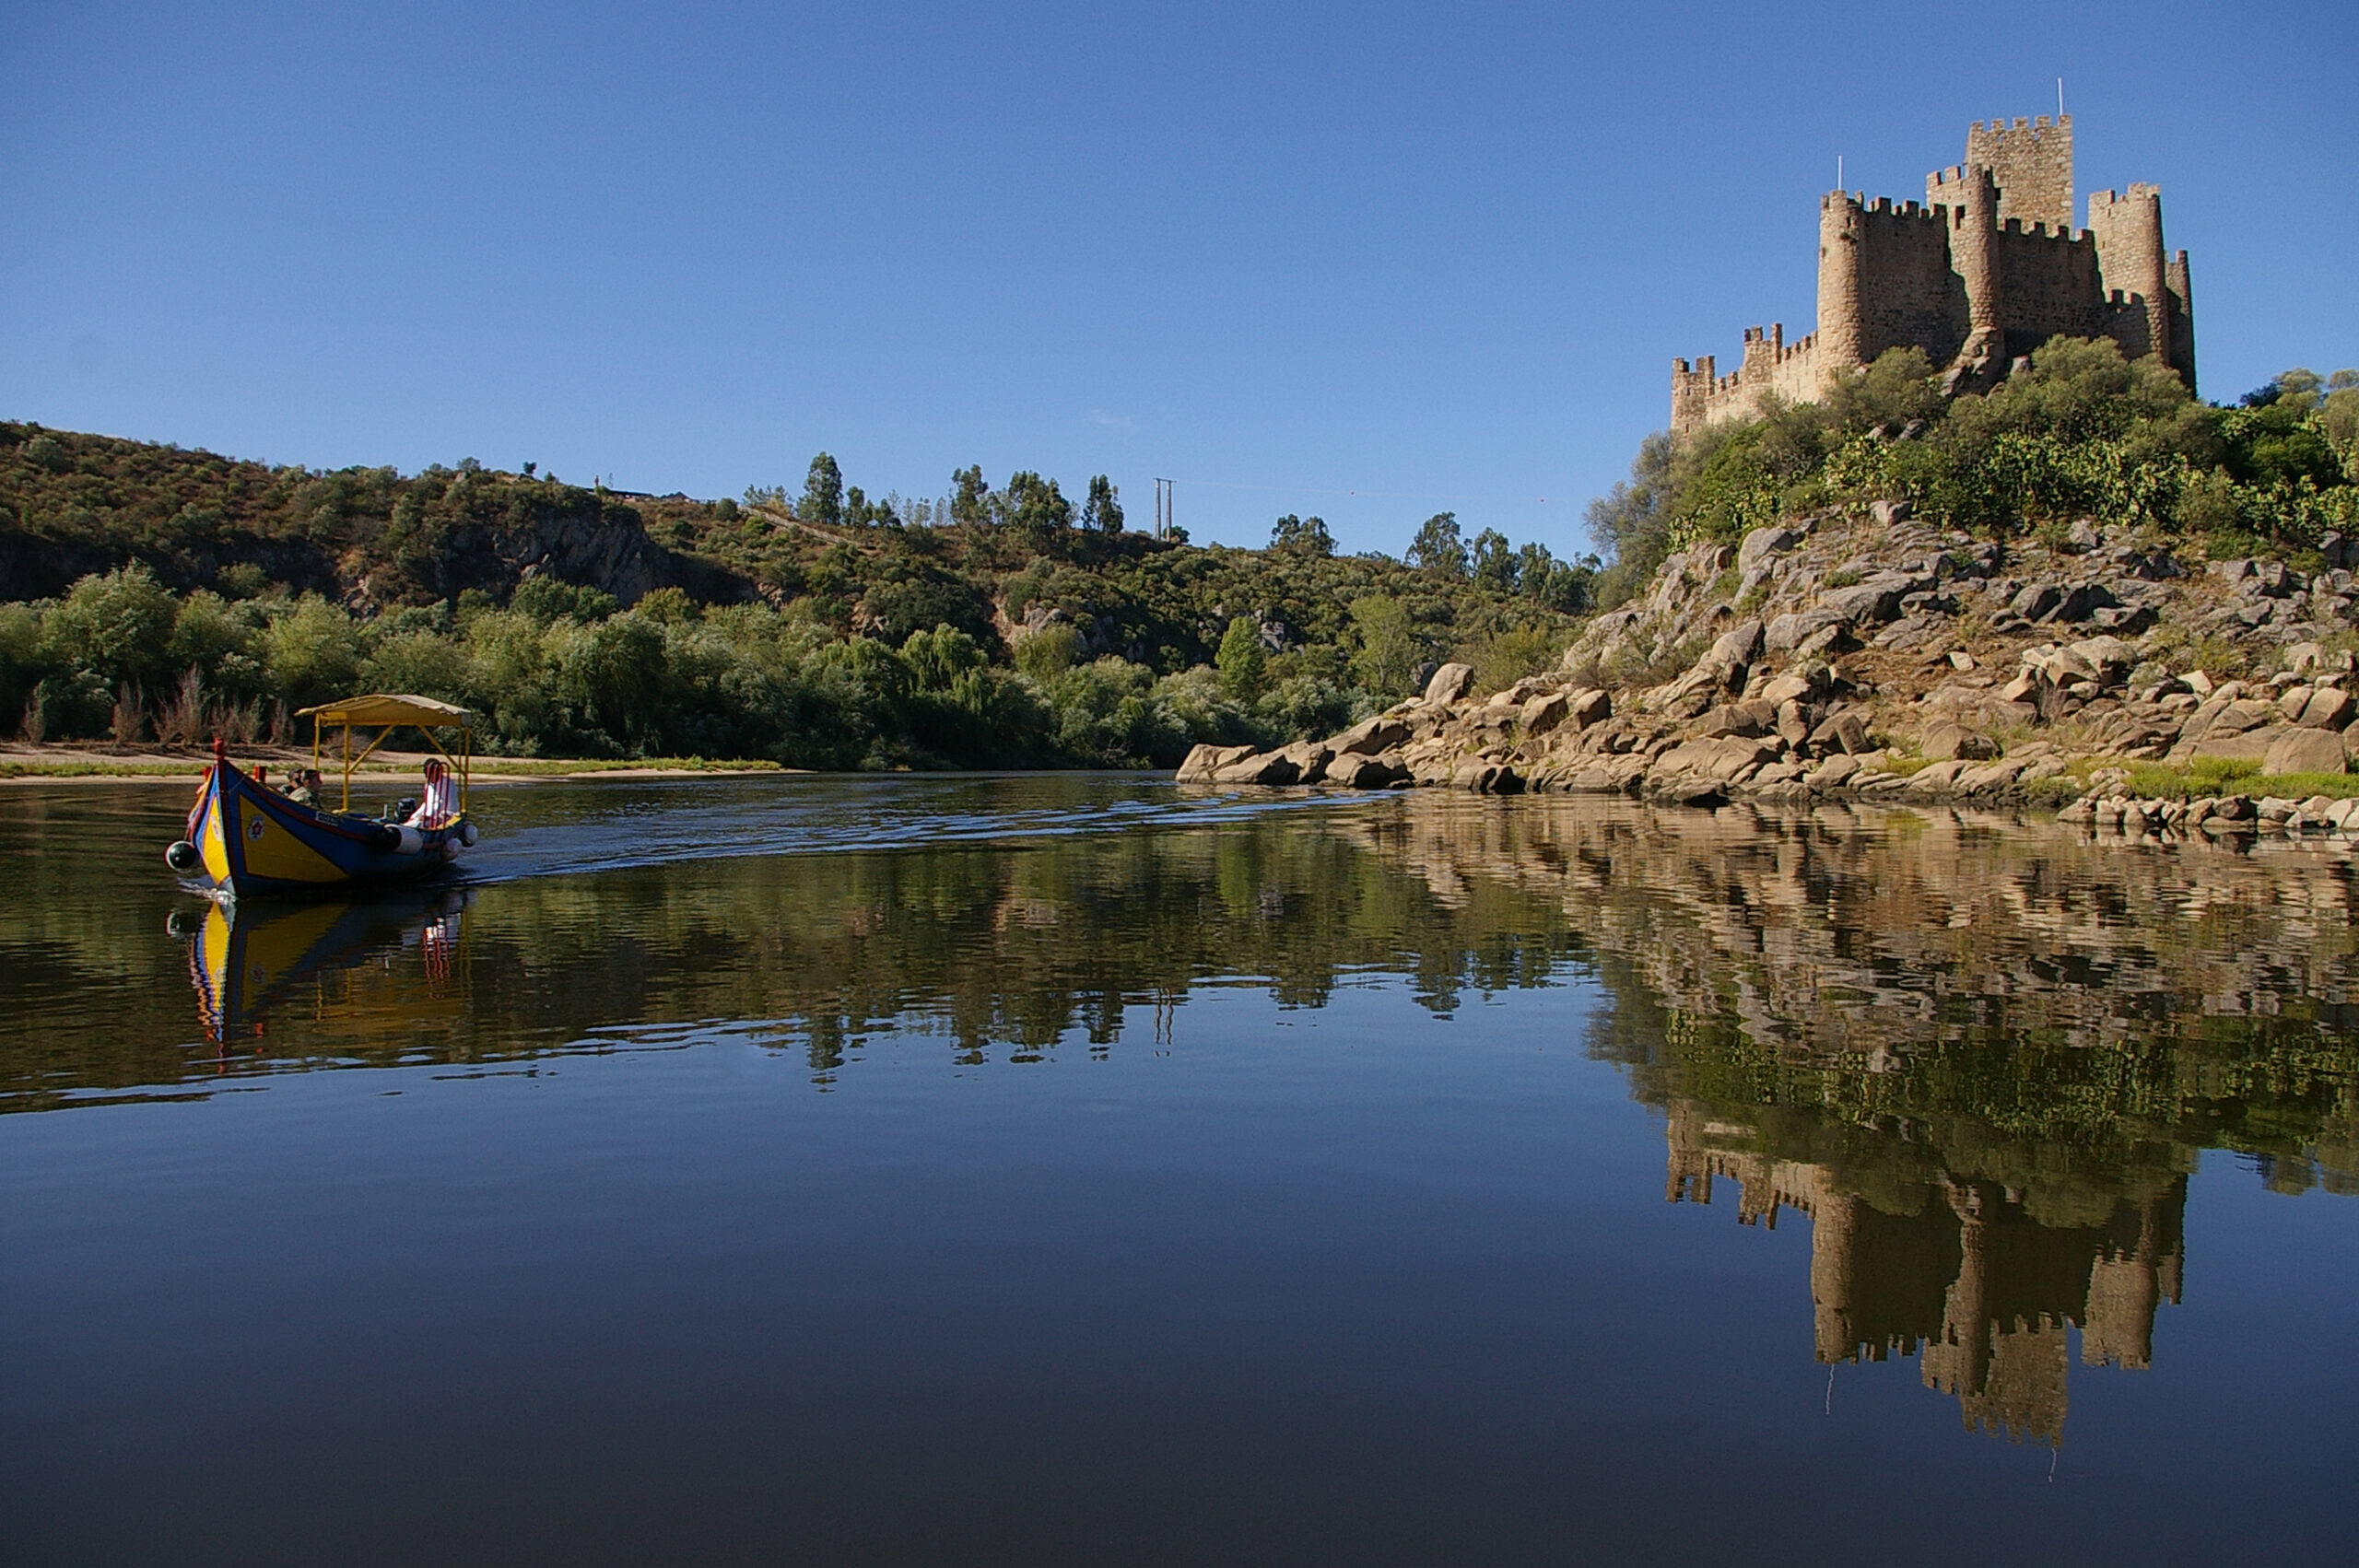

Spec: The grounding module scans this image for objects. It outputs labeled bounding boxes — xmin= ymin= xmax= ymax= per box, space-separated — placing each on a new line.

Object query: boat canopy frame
xmin=295 ymin=694 xmax=475 ymax=813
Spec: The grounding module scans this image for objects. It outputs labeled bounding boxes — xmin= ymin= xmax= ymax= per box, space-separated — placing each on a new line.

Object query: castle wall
xmin=1671 ymin=323 xmax=1827 ymax=431
xmin=1989 ymin=219 xmax=2111 ymax=355
xmin=1966 ymin=115 xmax=2074 ymax=230
xmin=1669 ymin=115 xmax=2195 ymax=432
xmin=1851 ymin=199 xmax=1969 ymax=363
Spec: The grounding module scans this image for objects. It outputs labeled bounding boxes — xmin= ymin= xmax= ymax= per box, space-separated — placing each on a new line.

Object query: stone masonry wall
xmin=1966 ymin=115 xmax=2074 ymax=230
xmin=1991 ymin=221 xmax=2112 ymax=353
xmin=1672 ymin=115 xmax=2195 ymax=431
xmin=1852 ymin=201 xmax=1969 ymax=363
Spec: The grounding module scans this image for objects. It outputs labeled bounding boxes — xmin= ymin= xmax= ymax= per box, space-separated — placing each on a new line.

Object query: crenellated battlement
xmin=1672 ymin=113 xmax=2193 ymax=434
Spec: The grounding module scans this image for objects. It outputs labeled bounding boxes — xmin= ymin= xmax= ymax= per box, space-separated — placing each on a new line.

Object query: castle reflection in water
xmin=20 ymin=783 xmax=2349 ymax=1449
xmin=1666 ymin=1103 xmax=2182 ymax=1445
xmin=1359 ymin=792 xmax=2356 ymax=1447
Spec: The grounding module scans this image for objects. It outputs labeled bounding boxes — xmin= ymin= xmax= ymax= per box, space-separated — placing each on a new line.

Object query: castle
xmin=1672 ymin=116 xmax=2195 ymax=434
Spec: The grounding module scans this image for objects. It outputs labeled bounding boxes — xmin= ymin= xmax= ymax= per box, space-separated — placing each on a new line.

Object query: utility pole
xmin=1154 ymin=478 xmax=1174 ymax=542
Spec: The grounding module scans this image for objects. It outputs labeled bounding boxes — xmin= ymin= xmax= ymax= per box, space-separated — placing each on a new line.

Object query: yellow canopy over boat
xmin=294 ymin=694 xmax=474 ymax=812
xmin=297 ymin=695 xmax=475 ymax=730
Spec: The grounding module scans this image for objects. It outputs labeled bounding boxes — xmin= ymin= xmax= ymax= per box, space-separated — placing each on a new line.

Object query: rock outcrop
xmin=1177 ymin=509 xmax=2359 ymax=812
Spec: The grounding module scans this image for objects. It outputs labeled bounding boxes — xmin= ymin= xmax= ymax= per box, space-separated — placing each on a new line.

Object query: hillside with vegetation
xmin=11 ymin=339 xmax=2354 ymax=785
xmin=0 ymin=427 xmax=1590 ymax=767
xmin=1183 ymin=342 xmax=2359 ymax=817
xmin=1587 ymin=344 xmax=2359 ymax=605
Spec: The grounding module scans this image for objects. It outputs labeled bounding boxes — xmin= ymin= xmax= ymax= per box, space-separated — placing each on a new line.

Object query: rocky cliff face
xmin=389 ymin=494 xmax=682 ymax=608
xmin=1180 ymin=506 xmax=2359 ymax=829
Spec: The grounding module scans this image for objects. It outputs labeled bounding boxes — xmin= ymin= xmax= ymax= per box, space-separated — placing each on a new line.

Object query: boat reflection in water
xmin=179 ymin=889 xmax=473 ymax=1049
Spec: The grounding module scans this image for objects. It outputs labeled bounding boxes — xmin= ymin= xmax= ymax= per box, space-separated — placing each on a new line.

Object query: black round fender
xmin=165 ymin=840 xmax=201 ymax=872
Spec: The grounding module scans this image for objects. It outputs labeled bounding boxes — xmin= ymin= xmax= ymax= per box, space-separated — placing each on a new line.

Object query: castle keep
xmin=1672 ymin=116 xmax=2195 ymax=434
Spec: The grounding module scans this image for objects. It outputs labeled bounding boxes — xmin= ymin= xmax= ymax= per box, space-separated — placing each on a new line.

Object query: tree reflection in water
xmin=9 ymin=789 xmax=2355 ymax=1446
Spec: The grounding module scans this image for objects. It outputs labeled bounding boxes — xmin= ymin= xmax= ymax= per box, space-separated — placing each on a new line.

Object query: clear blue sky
xmin=5 ymin=1 xmax=2353 ymax=558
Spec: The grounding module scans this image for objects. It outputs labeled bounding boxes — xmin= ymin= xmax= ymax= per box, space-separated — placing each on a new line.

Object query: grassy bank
xmin=0 ymin=749 xmax=785 ymax=780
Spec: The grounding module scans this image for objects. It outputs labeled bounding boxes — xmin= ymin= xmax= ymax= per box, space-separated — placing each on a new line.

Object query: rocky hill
xmin=1180 ymin=502 xmax=2359 ymax=834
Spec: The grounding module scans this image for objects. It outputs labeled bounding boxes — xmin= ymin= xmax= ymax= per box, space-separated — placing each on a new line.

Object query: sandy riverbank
xmin=0 ymin=743 xmax=793 ymax=784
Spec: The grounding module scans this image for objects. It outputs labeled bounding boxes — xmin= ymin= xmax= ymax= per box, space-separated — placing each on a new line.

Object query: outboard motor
xmin=165 ymin=840 xmax=201 ymax=873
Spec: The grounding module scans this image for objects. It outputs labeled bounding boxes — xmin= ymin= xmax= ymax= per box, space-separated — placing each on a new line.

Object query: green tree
xmin=258 ymin=595 xmax=364 ymax=707
xmin=802 ymin=452 xmax=845 ymax=528
xmin=1586 ymin=431 xmax=1674 ymax=607
xmin=902 ymin=624 xmax=989 ymax=692
xmin=1348 ymin=594 xmax=1418 ymax=697
xmin=1470 ymin=528 xmax=1518 ymax=591
xmin=1516 ymin=543 xmax=1593 ymax=614
xmin=946 ymin=465 xmax=990 ymax=530
xmin=44 ymin=565 xmax=177 ymax=687
xmin=1215 ymin=614 xmax=1267 ymax=700
xmin=842 ymin=486 xmax=899 ymax=528
xmin=1000 ymin=471 xmax=1073 ymax=554
xmin=1083 ymin=475 xmax=1123 ymax=534
xmin=511 ymin=578 xmax=618 ymax=626
xmin=1015 ymin=623 xmax=1081 ymax=682
xmin=1407 ymin=512 xmax=1468 ymax=579
xmin=1269 ymin=514 xmax=1334 ymax=556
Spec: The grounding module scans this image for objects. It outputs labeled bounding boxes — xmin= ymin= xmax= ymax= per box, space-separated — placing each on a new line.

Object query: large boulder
xmin=1326 ymin=752 xmax=1407 ymax=789
xmin=2011 ymin=580 xmax=2063 ymax=621
xmin=2185 ymin=727 xmax=2286 ymax=766
xmin=1652 ymin=736 xmax=1778 ymax=782
xmin=1738 ymin=524 xmax=1805 ymax=574
xmin=1567 ymin=688 xmax=1612 ymax=729
xmin=1424 ymin=662 xmax=1476 ymax=704
xmin=1176 ymin=743 xmax=1254 ymax=782
xmin=1818 ymin=573 xmax=1915 ymax=626
xmin=1807 ymin=711 xmax=1872 ymax=755
xmin=1278 ymin=742 xmax=1335 ymax=784
xmin=1919 ymin=721 xmax=2000 ymax=762
xmin=2264 ymin=726 xmax=2349 ymax=778
xmin=2066 ymin=636 xmax=2138 ymax=680
xmin=1521 ymin=691 xmax=1572 ymax=735
xmin=1703 ymin=618 xmax=1765 ymax=674
xmin=2048 ymin=581 xmax=2117 ymax=624
xmin=1212 ymin=750 xmax=1300 ymax=786
xmin=2300 ymin=688 xmax=2355 ymax=731
xmin=1695 ymin=700 xmax=1778 ymax=739
xmin=1330 ymin=713 xmax=1413 ymax=756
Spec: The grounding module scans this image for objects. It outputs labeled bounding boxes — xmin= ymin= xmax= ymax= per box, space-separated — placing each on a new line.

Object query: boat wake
xmin=453 ymin=778 xmax=1375 ymax=885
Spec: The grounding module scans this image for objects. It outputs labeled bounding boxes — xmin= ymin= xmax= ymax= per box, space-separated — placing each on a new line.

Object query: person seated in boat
xmin=405 ymin=758 xmax=457 ymax=829
xmin=281 ymin=767 xmax=323 ymax=808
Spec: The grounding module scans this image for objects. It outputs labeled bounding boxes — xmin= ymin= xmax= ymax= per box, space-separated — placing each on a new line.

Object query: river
xmin=3 ymin=775 xmax=2353 ymax=1564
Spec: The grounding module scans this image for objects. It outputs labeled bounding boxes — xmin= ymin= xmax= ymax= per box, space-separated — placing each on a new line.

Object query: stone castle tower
xmin=1671 ymin=116 xmax=2196 ymax=434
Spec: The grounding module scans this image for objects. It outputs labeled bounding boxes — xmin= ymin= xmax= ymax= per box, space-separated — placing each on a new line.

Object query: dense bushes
xmin=0 ymin=426 xmax=1592 ymax=766
xmin=0 ymin=568 xmax=1320 ymax=767
xmin=1587 ymin=341 xmax=2359 ymax=605
xmin=0 ymin=558 xmax=1533 ymax=766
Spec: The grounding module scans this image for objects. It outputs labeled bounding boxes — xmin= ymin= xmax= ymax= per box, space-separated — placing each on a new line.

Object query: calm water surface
xmin=2 ymin=774 xmax=2353 ymax=1565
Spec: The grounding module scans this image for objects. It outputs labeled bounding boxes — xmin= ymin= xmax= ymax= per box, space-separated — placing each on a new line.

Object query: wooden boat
xmin=164 ymin=694 xmax=480 ymax=899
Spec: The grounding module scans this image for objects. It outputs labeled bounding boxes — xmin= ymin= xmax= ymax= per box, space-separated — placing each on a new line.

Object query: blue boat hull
xmin=183 ymin=757 xmax=473 ymax=898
